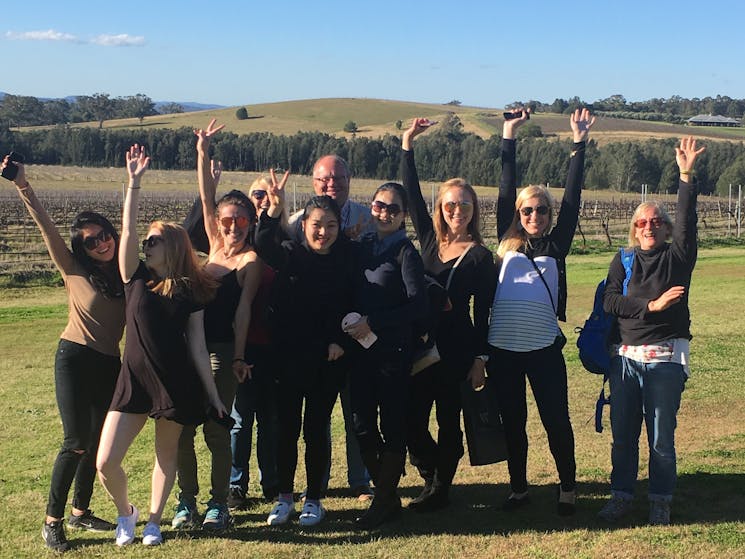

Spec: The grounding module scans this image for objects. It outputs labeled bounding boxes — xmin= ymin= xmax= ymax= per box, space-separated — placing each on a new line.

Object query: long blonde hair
xmin=432 ymin=178 xmax=483 ymax=245
xmin=496 ymin=185 xmax=555 ymax=260
xmin=627 ymin=201 xmax=672 ymax=247
xmin=147 ymin=221 xmax=217 ymax=305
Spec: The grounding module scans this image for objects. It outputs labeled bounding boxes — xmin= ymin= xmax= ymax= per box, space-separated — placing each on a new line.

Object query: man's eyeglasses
xmin=82 ymin=229 xmax=112 ymax=250
xmin=250 ymin=190 xmax=267 ymax=200
xmin=371 ymin=200 xmax=401 ymax=216
xmin=635 ymin=217 xmax=664 ymax=229
xmin=520 ymin=205 xmax=549 ymax=217
xmin=313 ymin=175 xmax=347 ymax=184
xmin=141 ymin=236 xmax=164 ymax=250
xmin=220 ymin=215 xmax=250 ymax=228
xmin=443 ymin=200 xmax=473 ymax=213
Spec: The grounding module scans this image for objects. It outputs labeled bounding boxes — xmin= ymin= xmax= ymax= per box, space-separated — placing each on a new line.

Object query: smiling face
xmin=371 ymin=189 xmax=405 ymax=238
xmin=518 ymin=195 xmax=551 ymax=238
xmin=80 ymin=223 xmax=116 ymax=264
xmin=217 ymin=203 xmax=251 ymax=249
xmin=302 ymin=207 xmax=339 ymax=254
xmin=312 ymin=156 xmax=350 ymax=208
xmin=633 ymin=207 xmax=670 ymax=250
xmin=441 ymin=186 xmax=474 ymax=236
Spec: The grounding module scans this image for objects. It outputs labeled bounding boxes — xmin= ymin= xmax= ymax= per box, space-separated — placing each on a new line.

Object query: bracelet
xmin=679 ymin=170 xmax=694 ymax=176
xmin=128 ymin=186 xmax=141 ymax=190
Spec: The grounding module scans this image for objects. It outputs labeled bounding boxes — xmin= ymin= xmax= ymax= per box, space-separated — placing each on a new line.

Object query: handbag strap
xmin=445 ymin=242 xmax=476 ymax=291
xmin=528 ymin=256 xmax=557 ymax=316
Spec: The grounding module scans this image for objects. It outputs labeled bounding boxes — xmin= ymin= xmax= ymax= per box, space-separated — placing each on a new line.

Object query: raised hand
xmin=2 ymin=155 xmax=27 ymax=188
xmin=675 ymin=136 xmax=705 ymax=174
xmin=570 ymin=108 xmax=595 ymax=143
xmin=125 ymin=144 xmax=149 ymax=181
xmin=194 ymin=118 xmax=225 ymax=153
xmin=266 ymin=167 xmax=290 ymax=218
xmin=502 ymin=107 xmax=530 ymax=140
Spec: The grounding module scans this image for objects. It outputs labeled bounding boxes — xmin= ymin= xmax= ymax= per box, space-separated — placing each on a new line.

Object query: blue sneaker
xmin=171 ymin=499 xmax=199 ymax=529
xmin=202 ymin=500 xmax=231 ymax=531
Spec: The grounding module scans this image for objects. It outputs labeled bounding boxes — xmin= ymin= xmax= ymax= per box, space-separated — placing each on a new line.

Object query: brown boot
xmin=355 ymin=452 xmax=404 ymax=528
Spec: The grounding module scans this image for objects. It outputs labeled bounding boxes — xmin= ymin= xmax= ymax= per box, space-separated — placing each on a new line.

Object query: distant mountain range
xmin=0 ymin=91 xmax=224 ymax=113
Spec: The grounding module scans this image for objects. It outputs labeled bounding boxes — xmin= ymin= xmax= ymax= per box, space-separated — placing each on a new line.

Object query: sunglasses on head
xmin=219 ymin=215 xmax=250 ymax=228
xmin=443 ymin=200 xmax=473 ymax=213
xmin=635 ymin=217 xmax=665 ymax=229
xmin=519 ymin=205 xmax=549 ymax=217
xmin=82 ymin=229 xmax=112 ymax=250
xmin=371 ymin=200 xmax=401 ymax=216
xmin=141 ymin=236 xmax=164 ymax=250
xmin=250 ymin=190 xmax=267 ymax=200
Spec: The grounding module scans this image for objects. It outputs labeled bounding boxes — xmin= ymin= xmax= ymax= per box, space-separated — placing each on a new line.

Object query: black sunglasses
xmin=520 ymin=205 xmax=549 ymax=217
xmin=251 ymin=190 xmax=267 ymax=200
xmin=371 ymin=200 xmax=401 ymax=216
xmin=82 ymin=229 xmax=112 ymax=250
xmin=141 ymin=236 xmax=164 ymax=250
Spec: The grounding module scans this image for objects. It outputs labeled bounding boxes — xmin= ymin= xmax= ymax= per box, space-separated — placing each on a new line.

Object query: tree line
xmin=1 ymin=115 xmax=744 ymax=195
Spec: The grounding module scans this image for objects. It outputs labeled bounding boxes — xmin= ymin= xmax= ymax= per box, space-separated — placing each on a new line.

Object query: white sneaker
xmin=267 ymin=500 xmax=294 ymax=525
xmin=142 ymin=521 xmax=163 ymax=546
xmin=115 ymin=504 xmax=139 ymax=546
xmin=298 ymin=501 xmax=326 ymax=527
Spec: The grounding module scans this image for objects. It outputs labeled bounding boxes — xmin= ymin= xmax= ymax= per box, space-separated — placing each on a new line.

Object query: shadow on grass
xmin=150 ymin=472 xmax=744 ymax=546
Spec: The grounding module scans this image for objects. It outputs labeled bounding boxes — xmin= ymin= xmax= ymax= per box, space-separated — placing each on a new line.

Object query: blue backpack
xmin=575 ymin=247 xmax=634 ymax=432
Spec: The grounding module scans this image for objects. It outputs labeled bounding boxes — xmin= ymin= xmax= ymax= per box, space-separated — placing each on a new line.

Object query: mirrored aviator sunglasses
xmin=443 ymin=200 xmax=473 ymax=213
xmin=220 ymin=215 xmax=250 ymax=228
xmin=82 ymin=229 xmax=112 ymax=250
xmin=520 ymin=205 xmax=549 ymax=217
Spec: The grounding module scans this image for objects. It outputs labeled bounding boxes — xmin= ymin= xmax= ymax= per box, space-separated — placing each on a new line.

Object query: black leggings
xmin=47 ymin=340 xmax=119 ymax=518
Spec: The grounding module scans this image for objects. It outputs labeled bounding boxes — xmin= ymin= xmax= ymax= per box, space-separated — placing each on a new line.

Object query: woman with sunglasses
xmin=96 ymin=145 xmax=227 ymax=547
xmin=254 ymin=173 xmax=357 ymax=527
xmin=344 ymin=182 xmax=428 ymax=527
xmin=227 ymin=175 xmax=283 ymax=509
xmin=3 ymin=156 xmax=125 ymax=552
xmin=398 ymin=118 xmax=497 ymax=512
xmin=487 ymin=108 xmax=594 ymax=516
xmin=171 ymin=120 xmax=262 ymax=531
xmin=597 ymin=137 xmax=704 ymax=526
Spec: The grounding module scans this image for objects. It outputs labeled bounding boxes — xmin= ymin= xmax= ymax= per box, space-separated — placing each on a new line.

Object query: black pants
xmin=351 ymin=344 xmax=410 ymax=456
xmin=488 ymin=343 xmax=576 ymax=494
xmin=406 ymin=358 xmax=467 ymax=487
xmin=275 ymin=358 xmax=343 ymax=501
xmin=47 ymin=339 xmax=119 ymax=518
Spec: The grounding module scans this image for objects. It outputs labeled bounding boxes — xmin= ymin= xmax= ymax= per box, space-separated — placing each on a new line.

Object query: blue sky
xmin=3 ymin=0 xmax=744 ymax=108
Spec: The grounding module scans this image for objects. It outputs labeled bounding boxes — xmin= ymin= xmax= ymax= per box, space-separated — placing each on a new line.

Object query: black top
xmin=604 ymin=179 xmax=698 ymax=345
xmin=204 ymin=268 xmax=241 ymax=344
xmin=400 ymin=148 xmax=496 ymax=362
xmin=111 ymin=262 xmax=207 ymax=425
xmin=255 ymin=213 xmax=357 ymax=361
xmin=497 ymin=138 xmax=586 ymax=322
xmin=356 ymin=230 xmax=428 ymax=349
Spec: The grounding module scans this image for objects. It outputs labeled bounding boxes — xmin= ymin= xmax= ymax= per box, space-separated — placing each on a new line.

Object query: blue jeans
xmin=608 ymin=356 xmax=687 ymax=502
xmin=230 ymin=344 xmax=279 ymax=493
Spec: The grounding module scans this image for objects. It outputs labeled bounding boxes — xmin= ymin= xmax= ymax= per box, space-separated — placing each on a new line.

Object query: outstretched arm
xmin=672 ymin=136 xmax=705 ymax=266
xmin=195 ymin=119 xmax=225 ymax=250
xmin=497 ymin=109 xmax=530 ymax=238
xmin=119 ymin=145 xmax=150 ymax=283
xmin=401 ymin=118 xmax=437 ymax=248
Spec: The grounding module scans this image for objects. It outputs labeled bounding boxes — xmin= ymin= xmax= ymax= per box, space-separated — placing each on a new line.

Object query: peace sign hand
xmin=267 ymin=168 xmax=290 ymax=218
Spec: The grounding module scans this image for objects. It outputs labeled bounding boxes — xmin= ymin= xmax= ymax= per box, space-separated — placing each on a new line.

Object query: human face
xmin=634 ymin=208 xmax=669 ymax=250
xmin=80 ymin=224 xmax=116 ymax=264
xmin=218 ymin=204 xmax=251 ymax=248
xmin=371 ymin=189 xmax=405 ymax=238
xmin=143 ymin=227 xmax=166 ymax=273
xmin=441 ymin=187 xmax=474 ymax=236
xmin=250 ymin=188 xmax=269 ymax=214
xmin=519 ymin=196 xmax=550 ymax=238
xmin=302 ymin=208 xmax=339 ymax=254
xmin=312 ymin=156 xmax=350 ymax=207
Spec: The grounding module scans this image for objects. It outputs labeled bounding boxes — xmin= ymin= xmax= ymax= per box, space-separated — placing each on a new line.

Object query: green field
xmin=0 ymin=248 xmax=743 ymax=558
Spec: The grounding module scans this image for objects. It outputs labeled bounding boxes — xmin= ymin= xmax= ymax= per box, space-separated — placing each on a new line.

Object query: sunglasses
xmin=250 ymin=190 xmax=267 ymax=200
xmin=520 ymin=205 xmax=549 ymax=217
xmin=82 ymin=229 xmax=113 ymax=250
xmin=443 ymin=200 xmax=473 ymax=213
xmin=220 ymin=215 xmax=250 ymax=228
xmin=635 ymin=217 xmax=665 ymax=229
xmin=371 ymin=200 xmax=401 ymax=216
xmin=141 ymin=236 xmax=164 ymax=250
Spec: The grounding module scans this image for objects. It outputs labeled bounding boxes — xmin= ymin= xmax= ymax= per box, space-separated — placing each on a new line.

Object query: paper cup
xmin=342 ymin=312 xmax=377 ymax=349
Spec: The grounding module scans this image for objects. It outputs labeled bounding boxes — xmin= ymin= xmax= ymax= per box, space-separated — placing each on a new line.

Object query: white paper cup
xmin=342 ymin=312 xmax=377 ymax=349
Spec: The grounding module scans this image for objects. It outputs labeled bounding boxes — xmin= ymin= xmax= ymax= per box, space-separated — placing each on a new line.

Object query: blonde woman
xmin=486 ymin=109 xmax=594 ymax=516
xmin=96 ymin=145 xmax=227 ymax=547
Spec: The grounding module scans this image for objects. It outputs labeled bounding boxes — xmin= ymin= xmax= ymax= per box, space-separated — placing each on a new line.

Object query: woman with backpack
xmin=399 ymin=118 xmax=497 ymax=512
xmin=597 ymin=136 xmax=704 ymax=526
xmin=487 ymin=108 xmax=594 ymax=516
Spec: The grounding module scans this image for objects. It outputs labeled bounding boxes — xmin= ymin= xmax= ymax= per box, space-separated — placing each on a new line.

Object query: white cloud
xmin=90 ymin=34 xmax=146 ymax=47
xmin=6 ymin=29 xmax=80 ymax=42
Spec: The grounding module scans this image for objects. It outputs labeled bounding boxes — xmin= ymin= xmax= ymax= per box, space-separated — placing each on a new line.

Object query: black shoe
xmin=67 ymin=509 xmax=115 ymax=532
xmin=42 ymin=520 xmax=70 ymax=552
xmin=502 ymin=494 xmax=530 ymax=512
xmin=355 ymin=496 xmax=401 ymax=528
xmin=407 ymin=480 xmax=434 ymax=510
xmin=227 ymin=487 xmax=248 ymax=510
xmin=262 ymin=484 xmax=279 ymax=502
xmin=557 ymin=489 xmax=576 ymax=517
xmin=409 ymin=487 xmax=450 ymax=513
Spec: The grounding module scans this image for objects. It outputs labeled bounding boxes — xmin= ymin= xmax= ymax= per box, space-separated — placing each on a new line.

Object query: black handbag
xmin=460 ymin=379 xmax=508 ymax=466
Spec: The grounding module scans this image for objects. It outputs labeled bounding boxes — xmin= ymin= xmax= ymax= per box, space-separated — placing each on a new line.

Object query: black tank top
xmin=204 ymin=268 xmax=241 ymax=343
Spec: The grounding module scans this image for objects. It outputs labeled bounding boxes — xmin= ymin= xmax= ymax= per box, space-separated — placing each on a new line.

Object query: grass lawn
xmin=0 ymin=248 xmax=743 ymax=558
